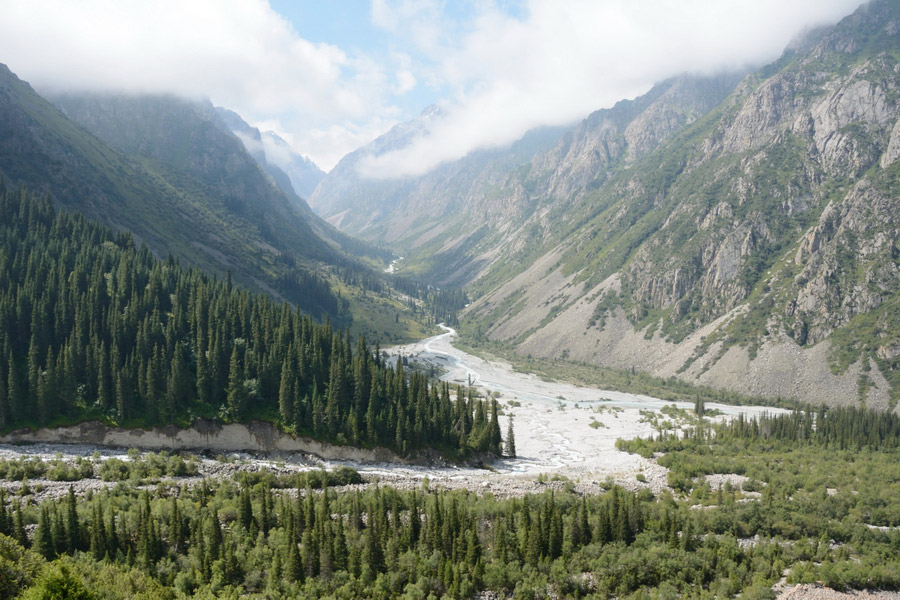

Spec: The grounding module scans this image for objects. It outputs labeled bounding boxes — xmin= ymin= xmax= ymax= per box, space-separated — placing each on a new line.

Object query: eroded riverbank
xmin=0 ymin=326 xmax=785 ymax=498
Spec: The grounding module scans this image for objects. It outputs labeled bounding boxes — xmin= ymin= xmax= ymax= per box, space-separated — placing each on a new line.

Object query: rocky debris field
xmin=0 ymin=327 xmax=787 ymax=505
xmin=776 ymin=584 xmax=900 ymax=599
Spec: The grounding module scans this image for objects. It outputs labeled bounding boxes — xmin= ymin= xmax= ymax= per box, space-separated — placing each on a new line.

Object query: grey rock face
xmin=881 ymin=118 xmax=900 ymax=167
xmin=458 ymin=0 xmax=900 ymax=407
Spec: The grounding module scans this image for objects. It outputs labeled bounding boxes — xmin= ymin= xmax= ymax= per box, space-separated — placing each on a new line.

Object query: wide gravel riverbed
xmin=0 ymin=325 xmax=786 ymax=499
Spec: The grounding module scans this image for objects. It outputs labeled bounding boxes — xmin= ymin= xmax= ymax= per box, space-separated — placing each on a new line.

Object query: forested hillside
xmin=0 ymin=404 xmax=898 ymax=598
xmin=0 ymin=186 xmax=500 ymax=456
xmin=0 ymin=62 xmax=479 ymax=347
xmin=0 ymin=66 xmax=353 ymax=316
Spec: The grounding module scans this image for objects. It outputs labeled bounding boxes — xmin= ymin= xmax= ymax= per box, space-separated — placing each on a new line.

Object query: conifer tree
xmin=0 ymin=368 xmax=7 ymax=429
xmin=90 ymin=502 xmax=106 ymax=560
xmin=7 ymin=355 xmax=23 ymax=424
xmin=65 ymin=486 xmax=80 ymax=553
xmin=278 ymin=357 xmax=293 ymax=425
xmin=0 ymin=188 xmax=483 ymax=456
xmin=38 ymin=350 xmax=57 ymax=424
xmin=196 ymin=343 xmax=211 ymax=406
xmin=239 ymin=487 xmax=253 ymax=531
xmin=489 ymin=399 xmax=502 ymax=454
xmin=226 ymin=344 xmax=246 ymax=419
xmin=97 ymin=341 xmax=112 ymax=410
xmin=115 ymin=369 xmax=129 ymax=422
xmin=505 ymin=415 xmax=516 ymax=458
xmin=14 ymin=503 xmax=28 ymax=549
xmin=36 ymin=507 xmax=54 ymax=559
xmin=27 ymin=334 xmax=40 ymax=410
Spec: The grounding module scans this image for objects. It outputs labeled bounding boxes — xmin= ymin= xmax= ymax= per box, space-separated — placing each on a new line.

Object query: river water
xmin=0 ymin=326 xmax=787 ymax=498
xmin=403 ymin=325 xmax=779 ymax=418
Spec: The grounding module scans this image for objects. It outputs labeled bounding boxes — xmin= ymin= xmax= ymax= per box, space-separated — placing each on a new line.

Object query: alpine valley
xmin=312 ymin=0 xmax=900 ymax=410
xmin=3 ymin=1 xmax=900 ymax=599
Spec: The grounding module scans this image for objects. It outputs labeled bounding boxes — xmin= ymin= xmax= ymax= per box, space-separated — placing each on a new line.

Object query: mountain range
xmin=0 ymin=64 xmax=410 ymax=330
xmin=310 ymin=0 xmax=900 ymax=409
xmin=2 ymin=0 xmax=898 ymax=410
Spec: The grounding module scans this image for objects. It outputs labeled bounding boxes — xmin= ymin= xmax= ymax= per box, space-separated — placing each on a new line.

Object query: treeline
xmin=273 ymin=267 xmax=346 ymax=320
xmin=3 ymin=415 xmax=900 ymax=598
xmin=0 ymin=478 xmax=789 ymax=599
xmin=392 ymin=276 xmax=468 ymax=327
xmin=339 ymin=264 xmax=386 ymax=295
xmin=339 ymin=264 xmax=469 ymax=327
xmin=0 ymin=188 xmax=501 ymax=456
xmin=719 ymin=405 xmax=900 ymax=450
xmin=625 ymin=405 xmax=900 ymax=454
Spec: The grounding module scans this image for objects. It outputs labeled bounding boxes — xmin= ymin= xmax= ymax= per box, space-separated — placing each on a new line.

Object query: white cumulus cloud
xmin=0 ymin=0 xmax=401 ymax=170
xmin=358 ymin=0 xmax=864 ymax=179
xmin=0 ymin=0 xmax=867 ymax=175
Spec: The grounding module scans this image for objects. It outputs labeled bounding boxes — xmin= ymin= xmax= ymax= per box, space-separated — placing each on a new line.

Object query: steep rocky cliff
xmin=316 ymin=0 xmax=900 ymax=408
xmin=211 ymin=106 xmax=384 ymax=262
xmin=310 ymin=106 xmax=567 ymax=249
xmin=311 ymin=74 xmax=742 ymax=286
xmin=465 ymin=0 xmax=900 ymax=408
xmin=214 ymin=107 xmax=324 ymax=202
xmin=261 ymin=131 xmax=325 ymax=199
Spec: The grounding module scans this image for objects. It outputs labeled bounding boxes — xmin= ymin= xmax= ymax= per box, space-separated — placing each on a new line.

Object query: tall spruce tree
xmin=505 ymin=415 xmax=516 ymax=458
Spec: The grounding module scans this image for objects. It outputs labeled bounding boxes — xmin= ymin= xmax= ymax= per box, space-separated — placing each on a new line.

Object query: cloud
xmin=0 ymin=0 xmax=866 ymax=176
xmin=394 ymin=70 xmax=417 ymax=95
xmin=358 ymin=0 xmax=864 ymax=179
xmin=267 ymin=118 xmax=401 ymax=177
xmin=231 ymin=130 xmax=266 ymax=159
xmin=0 ymin=0 xmax=401 ymax=170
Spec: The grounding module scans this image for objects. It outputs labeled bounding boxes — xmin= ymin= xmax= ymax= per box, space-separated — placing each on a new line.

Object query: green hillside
xmin=0 ymin=187 xmax=500 ymax=456
xmin=0 ymin=65 xmax=350 ymax=321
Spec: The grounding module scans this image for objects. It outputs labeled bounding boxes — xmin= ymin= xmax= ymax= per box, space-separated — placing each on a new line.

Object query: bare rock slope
xmin=312 ymin=0 xmax=900 ymax=407
xmin=0 ymin=420 xmax=400 ymax=463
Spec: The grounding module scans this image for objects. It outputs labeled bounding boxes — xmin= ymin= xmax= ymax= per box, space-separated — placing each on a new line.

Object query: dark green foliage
xmin=0 ymin=188 xmax=499 ymax=457
xmin=0 ymin=68 xmax=352 ymax=324
xmin=96 ymin=451 xmax=199 ymax=482
xmin=389 ymin=274 xmax=469 ymax=326
xmin=505 ymin=415 xmax=516 ymax=458
xmin=0 ymin=533 xmax=44 ymax=598
xmin=17 ymin=476 xmax=658 ymax=598
xmin=20 ymin=560 xmax=95 ymax=600
xmin=9 ymin=437 xmax=899 ymax=600
xmin=4 ymin=404 xmax=900 ymax=598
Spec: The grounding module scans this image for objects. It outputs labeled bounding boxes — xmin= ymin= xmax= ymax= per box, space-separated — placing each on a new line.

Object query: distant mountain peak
xmin=259 ymin=130 xmax=325 ymax=198
xmin=419 ymin=104 xmax=444 ymax=119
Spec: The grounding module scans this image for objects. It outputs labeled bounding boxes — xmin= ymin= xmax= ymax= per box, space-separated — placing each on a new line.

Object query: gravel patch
xmin=0 ymin=328 xmax=785 ymax=502
xmin=704 ymin=473 xmax=752 ymax=491
xmin=777 ymin=584 xmax=900 ymax=599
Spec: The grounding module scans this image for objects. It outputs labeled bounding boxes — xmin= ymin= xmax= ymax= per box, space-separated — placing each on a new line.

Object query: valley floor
xmin=377 ymin=325 xmax=785 ymax=495
xmin=1 ymin=329 xmax=896 ymax=599
xmin=0 ymin=325 xmax=785 ymax=501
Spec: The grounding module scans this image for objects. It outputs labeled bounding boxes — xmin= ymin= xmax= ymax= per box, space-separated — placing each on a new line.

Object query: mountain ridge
xmin=311 ymin=0 xmax=900 ymax=408
xmin=0 ymin=66 xmax=356 ymax=321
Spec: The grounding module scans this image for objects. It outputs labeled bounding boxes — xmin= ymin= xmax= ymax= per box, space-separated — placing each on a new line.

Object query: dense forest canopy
xmin=0 ymin=185 xmax=501 ymax=457
xmin=0 ymin=405 xmax=898 ymax=598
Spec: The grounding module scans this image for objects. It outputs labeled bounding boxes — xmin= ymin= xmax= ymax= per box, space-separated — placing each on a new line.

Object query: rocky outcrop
xmin=306 ymin=0 xmax=900 ymax=407
xmin=261 ymin=131 xmax=325 ymax=199
xmin=882 ymin=118 xmax=900 ymax=167
xmin=309 ymin=74 xmax=741 ymax=266
xmin=0 ymin=419 xmax=402 ymax=463
xmin=462 ymin=0 xmax=900 ymax=407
